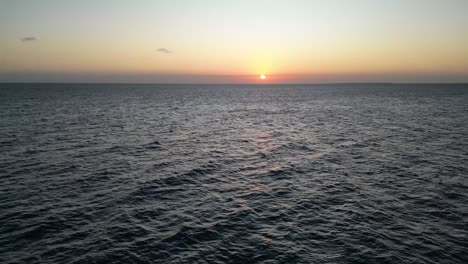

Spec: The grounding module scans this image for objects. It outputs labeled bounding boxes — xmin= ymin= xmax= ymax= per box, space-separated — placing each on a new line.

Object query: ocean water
xmin=0 ymin=83 xmax=467 ymax=264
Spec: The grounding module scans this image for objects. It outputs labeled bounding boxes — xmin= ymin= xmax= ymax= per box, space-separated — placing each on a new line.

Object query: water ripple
xmin=0 ymin=84 xmax=467 ymax=263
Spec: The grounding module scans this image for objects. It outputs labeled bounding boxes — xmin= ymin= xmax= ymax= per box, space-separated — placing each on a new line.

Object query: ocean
xmin=0 ymin=83 xmax=467 ymax=263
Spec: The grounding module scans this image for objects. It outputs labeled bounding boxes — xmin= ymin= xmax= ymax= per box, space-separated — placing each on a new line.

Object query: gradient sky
xmin=1 ymin=0 xmax=467 ymax=83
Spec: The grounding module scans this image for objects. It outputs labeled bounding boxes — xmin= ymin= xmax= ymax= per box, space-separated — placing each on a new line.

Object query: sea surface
xmin=0 ymin=83 xmax=467 ymax=264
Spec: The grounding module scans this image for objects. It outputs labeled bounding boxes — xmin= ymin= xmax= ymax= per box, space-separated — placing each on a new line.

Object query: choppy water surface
xmin=1 ymin=84 xmax=467 ymax=263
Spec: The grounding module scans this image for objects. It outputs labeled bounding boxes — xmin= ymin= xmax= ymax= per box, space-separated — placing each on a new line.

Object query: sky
xmin=1 ymin=0 xmax=467 ymax=83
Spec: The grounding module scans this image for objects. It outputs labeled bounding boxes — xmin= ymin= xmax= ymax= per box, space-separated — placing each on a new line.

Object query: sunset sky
xmin=1 ymin=0 xmax=467 ymax=83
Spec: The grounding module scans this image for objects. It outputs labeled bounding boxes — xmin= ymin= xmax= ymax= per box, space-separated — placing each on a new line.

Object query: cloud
xmin=157 ymin=48 xmax=171 ymax=54
xmin=21 ymin=36 xmax=37 ymax=42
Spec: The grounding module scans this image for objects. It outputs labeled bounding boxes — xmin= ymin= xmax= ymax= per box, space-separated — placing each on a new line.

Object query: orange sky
xmin=1 ymin=0 xmax=467 ymax=83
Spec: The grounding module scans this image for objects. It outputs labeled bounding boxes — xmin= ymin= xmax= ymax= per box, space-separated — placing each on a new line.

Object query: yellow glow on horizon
xmin=1 ymin=0 xmax=467 ymax=83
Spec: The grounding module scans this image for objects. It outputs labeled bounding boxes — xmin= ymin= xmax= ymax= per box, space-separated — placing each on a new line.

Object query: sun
xmin=260 ymin=74 xmax=266 ymax=80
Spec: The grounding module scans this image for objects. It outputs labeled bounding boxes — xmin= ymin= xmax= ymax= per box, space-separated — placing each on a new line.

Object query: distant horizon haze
xmin=1 ymin=72 xmax=468 ymax=84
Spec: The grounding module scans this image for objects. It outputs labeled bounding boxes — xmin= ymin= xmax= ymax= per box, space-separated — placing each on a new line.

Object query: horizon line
xmin=1 ymin=82 xmax=468 ymax=85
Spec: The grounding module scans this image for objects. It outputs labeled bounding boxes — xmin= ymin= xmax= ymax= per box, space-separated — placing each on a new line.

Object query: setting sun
xmin=260 ymin=74 xmax=266 ymax=80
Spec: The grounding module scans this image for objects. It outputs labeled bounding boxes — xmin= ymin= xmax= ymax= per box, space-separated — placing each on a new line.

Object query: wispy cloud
xmin=21 ymin=36 xmax=37 ymax=42
xmin=157 ymin=48 xmax=171 ymax=54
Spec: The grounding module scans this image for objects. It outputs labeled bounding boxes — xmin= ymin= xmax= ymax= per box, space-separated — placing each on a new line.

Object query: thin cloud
xmin=157 ymin=48 xmax=172 ymax=54
xmin=21 ymin=36 xmax=37 ymax=42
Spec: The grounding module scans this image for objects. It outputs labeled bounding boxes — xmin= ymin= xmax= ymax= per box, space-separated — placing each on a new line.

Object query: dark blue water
xmin=1 ymin=83 xmax=467 ymax=263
